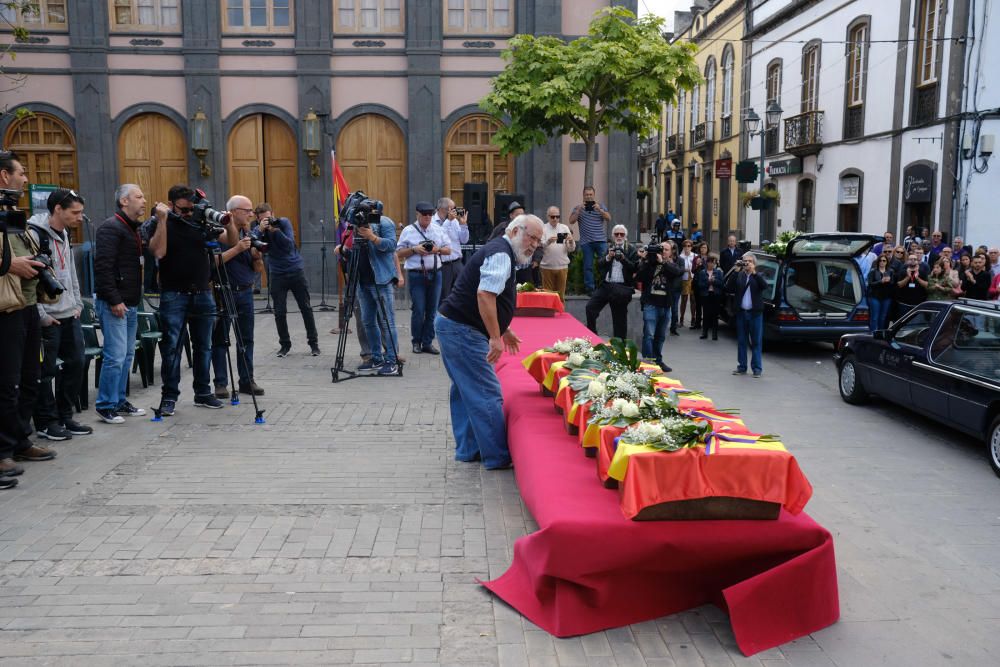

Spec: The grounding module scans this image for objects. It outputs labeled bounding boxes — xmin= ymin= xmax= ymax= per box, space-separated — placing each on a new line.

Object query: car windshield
xmin=783 ymin=258 xmax=862 ymax=316
xmin=931 ymin=308 xmax=1000 ymax=382
xmin=789 ymin=237 xmax=874 ymax=257
xmin=752 ymin=255 xmax=779 ymax=301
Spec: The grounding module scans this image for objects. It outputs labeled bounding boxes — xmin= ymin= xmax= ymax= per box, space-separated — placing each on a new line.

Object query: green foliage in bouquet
xmin=517 ymin=282 xmax=537 ymax=292
xmin=763 ymin=230 xmax=802 ymax=256
xmin=593 ymin=337 xmax=642 ymax=372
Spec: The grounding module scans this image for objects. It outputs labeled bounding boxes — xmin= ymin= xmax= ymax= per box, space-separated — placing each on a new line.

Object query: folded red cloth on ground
xmin=483 ymin=313 xmax=839 ymax=656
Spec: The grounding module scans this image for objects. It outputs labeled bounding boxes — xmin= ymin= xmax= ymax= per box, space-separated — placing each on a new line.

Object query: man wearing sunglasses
xmin=27 ymin=189 xmax=91 ymax=441
xmin=585 ymin=224 xmax=638 ymax=339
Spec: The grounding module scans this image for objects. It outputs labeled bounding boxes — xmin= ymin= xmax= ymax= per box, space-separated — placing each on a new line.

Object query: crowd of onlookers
xmin=860 ymin=226 xmax=1000 ymax=330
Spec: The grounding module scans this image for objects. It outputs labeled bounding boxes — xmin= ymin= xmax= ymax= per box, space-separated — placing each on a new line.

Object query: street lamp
xmin=303 ymin=109 xmax=322 ymax=178
xmin=190 ymin=108 xmax=211 ymax=177
xmin=743 ymin=103 xmax=782 ymax=241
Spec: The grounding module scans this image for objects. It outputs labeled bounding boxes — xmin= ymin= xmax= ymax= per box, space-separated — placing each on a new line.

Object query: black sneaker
xmin=357 ymin=359 xmax=383 ymax=376
xmin=194 ymin=395 xmax=224 ymax=409
xmin=159 ymin=399 xmax=176 ymax=417
xmin=378 ymin=362 xmax=399 ymax=376
xmin=657 ymin=361 xmax=672 ymax=373
xmin=64 ymin=419 xmax=93 ymax=435
xmin=96 ymin=408 xmax=125 ymax=424
xmin=276 ymin=345 xmax=291 ymax=358
xmin=116 ymin=401 xmax=147 ymax=417
xmin=0 ymin=477 xmax=17 ymax=490
xmin=310 ymin=344 xmax=321 ymax=356
xmin=670 ymin=329 xmax=680 ymax=336
xmin=37 ymin=424 xmax=72 ymax=441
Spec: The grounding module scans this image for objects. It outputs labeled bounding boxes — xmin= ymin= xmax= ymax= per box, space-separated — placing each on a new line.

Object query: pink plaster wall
xmin=221 ymin=37 xmax=294 ymax=49
xmin=331 ymin=77 xmax=408 ymax=118
xmin=219 ymin=55 xmax=297 ymax=70
xmin=333 ymin=38 xmax=405 ymax=49
xmin=442 ymin=38 xmax=509 ymax=50
xmin=109 ymin=76 xmax=185 ymax=118
xmin=440 ymin=77 xmax=492 ymax=119
xmin=563 ymin=0 xmax=607 ymax=36
xmin=8 ymin=74 xmax=74 ymax=117
xmin=331 ymin=55 xmax=408 ymax=71
xmin=107 ymin=54 xmax=184 ymax=70
xmin=439 ymin=57 xmax=501 ymax=72
xmin=7 ymin=52 xmax=70 ymax=69
xmin=220 ymin=77 xmax=298 ymax=120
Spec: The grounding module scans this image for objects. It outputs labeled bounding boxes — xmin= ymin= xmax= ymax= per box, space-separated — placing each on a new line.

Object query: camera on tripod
xmin=0 ymin=188 xmax=27 ymax=235
xmin=186 ymin=189 xmax=230 ymax=239
xmin=340 ymin=191 xmax=383 ymax=231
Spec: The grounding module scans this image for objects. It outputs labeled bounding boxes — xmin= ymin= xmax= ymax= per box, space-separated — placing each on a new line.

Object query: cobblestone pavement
xmin=0 ymin=302 xmax=998 ymax=666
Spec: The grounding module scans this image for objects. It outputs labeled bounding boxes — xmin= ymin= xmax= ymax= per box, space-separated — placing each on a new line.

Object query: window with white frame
xmin=721 ymin=48 xmax=733 ymax=117
xmin=678 ymin=91 xmax=686 ymax=136
xmin=846 ymin=22 xmax=868 ymax=107
xmin=766 ymin=60 xmax=781 ymax=109
xmin=0 ymin=0 xmax=67 ymax=29
xmin=916 ymin=0 xmax=940 ymax=86
xmin=111 ymin=0 xmax=180 ymax=31
xmin=445 ymin=0 xmax=512 ymax=34
xmin=704 ymin=59 xmax=716 ymax=124
xmin=690 ymin=86 xmax=699 ymax=134
xmin=801 ymin=43 xmax=820 ymax=112
xmin=335 ymin=0 xmax=402 ymax=33
xmin=224 ymin=0 xmax=292 ymax=32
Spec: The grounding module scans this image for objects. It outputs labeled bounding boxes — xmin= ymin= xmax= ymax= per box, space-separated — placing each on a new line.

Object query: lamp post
xmin=190 ymin=108 xmax=211 ymax=177
xmin=303 ymin=109 xmax=322 ymax=178
xmin=743 ymin=102 xmax=782 ymax=243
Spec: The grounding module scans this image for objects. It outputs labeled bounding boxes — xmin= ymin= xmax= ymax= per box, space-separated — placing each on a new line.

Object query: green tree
xmin=1 ymin=1 xmax=34 ymax=119
xmin=480 ymin=6 xmax=700 ymax=188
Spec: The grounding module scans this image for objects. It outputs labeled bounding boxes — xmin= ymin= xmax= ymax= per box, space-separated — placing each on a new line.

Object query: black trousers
xmin=270 ymin=269 xmax=318 ymax=347
xmin=35 ymin=315 xmax=84 ymax=428
xmin=0 ymin=307 xmax=40 ymax=458
xmin=585 ymin=282 xmax=633 ymax=339
xmin=440 ymin=259 xmax=462 ymax=303
xmin=701 ymin=293 xmax=721 ymax=336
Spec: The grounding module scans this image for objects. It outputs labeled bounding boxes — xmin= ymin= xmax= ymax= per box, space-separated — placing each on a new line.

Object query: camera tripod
xmin=331 ymin=227 xmax=402 ymax=382
xmin=149 ymin=238 xmax=266 ymax=425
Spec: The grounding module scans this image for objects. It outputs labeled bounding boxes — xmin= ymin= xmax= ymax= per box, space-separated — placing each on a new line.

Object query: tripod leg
xmin=332 ymin=238 xmax=362 ymax=382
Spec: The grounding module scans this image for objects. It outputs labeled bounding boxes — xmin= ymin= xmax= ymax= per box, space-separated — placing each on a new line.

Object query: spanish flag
xmin=331 ymin=149 xmax=349 ymax=220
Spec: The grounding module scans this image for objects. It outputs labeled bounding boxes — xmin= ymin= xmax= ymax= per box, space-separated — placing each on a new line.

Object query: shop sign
xmin=766 ymin=158 xmax=802 ymax=176
xmin=715 ymin=158 xmax=732 ymax=179
xmin=838 ymin=176 xmax=860 ymax=205
xmin=903 ymin=164 xmax=934 ymax=203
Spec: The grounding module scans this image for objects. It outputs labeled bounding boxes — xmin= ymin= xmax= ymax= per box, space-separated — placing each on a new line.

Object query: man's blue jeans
xmin=358 ymin=282 xmax=398 ymax=365
xmin=641 ymin=303 xmax=671 ymax=361
xmin=735 ymin=309 xmax=764 ymax=374
xmin=95 ymin=300 xmax=138 ymax=411
xmin=211 ymin=287 xmax=255 ymax=387
xmin=159 ymin=290 xmax=216 ymax=401
xmin=434 ymin=314 xmax=511 ymax=469
xmin=408 ymin=269 xmax=442 ymax=347
xmin=581 ymin=240 xmax=608 ymax=293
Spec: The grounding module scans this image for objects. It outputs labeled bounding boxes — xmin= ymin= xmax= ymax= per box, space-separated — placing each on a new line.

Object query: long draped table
xmin=481 ymin=312 xmax=839 ymax=656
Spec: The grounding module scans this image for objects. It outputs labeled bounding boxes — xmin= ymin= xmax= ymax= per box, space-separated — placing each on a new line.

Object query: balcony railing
xmin=720 ymin=115 xmax=732 ymax=140
xmin=639 ymin=134 xmax=660 ymax=158
xmin=783 ymin=110 xmax=824 ymax=156
xmin=692 ymin=121 xmax=714 ymax=148
xmin=667 ymin=133 xmax=684 ymax=155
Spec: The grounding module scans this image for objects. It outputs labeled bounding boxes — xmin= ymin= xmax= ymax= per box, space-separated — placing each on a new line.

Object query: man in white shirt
xmin=397 ymin=201 xmax=451 ymax=355
xmin=539 ymin=206 xmax=575 ymax=301
xmin=431 ymin=197 xmax=469 ymax=302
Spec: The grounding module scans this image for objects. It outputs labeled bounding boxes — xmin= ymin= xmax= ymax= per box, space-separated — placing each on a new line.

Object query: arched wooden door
xmin=4 ymin=113 xmax=78 ymax=235
xmin=445 ymin=114 xmax=514 ymax=219
xmin=335 ymin=114 xmax=406 ymax=229
xmin=118 ymin=113 xmax=187 ymax=204
xmin=227 ymin=114 xmax=299 ymax=239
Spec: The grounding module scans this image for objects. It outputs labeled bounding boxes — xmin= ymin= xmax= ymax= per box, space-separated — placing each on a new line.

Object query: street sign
xmin=735 ymin=160 xmax=759 ymax=183
xmin=715 ymin=158 xmax=732 ymax=179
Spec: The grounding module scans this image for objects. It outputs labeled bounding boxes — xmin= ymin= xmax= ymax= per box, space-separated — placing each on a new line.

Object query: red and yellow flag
xmin=331 ymin=149 xmax=349 ymax=220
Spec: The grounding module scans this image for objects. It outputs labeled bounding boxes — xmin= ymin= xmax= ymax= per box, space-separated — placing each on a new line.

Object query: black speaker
xmin=494 ymin=192 xmax=526 ymax=228
xmin=463 ymin=182 xmax=489 ymax=244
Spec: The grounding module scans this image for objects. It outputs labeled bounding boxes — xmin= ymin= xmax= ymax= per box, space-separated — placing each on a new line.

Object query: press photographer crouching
xmin=585 ymin=224 xmax=638 ymax=340
xmin=0 ymin=151 xmax=54 ymax=484
xmin=28 ymin=189 xmax=92 ymax=440
xmin=147 ymin=185 xmax=240 ymax=416
xmin=337 ymin=198 xmax=400 ymax=376
xmin=210 ymin=195 xmax=265 ymax=398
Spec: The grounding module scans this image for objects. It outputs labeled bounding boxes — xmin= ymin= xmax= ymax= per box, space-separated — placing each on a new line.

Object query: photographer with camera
xmin=0 ymin=151 xmax=54 ymax=483
xmin=585 ymin=224 xmax=638 ymax=339
xmin=339 ymin=204 xmax=400 ymax=376
xmin=210 ymin=195 xmax=265 ymax=398
xmin=254 ymin=203 xmax=320 ymax=358
xmin=148 ymin=185 xmax=240 ymax=415
xmin=636 ymin=240 xmax=682 ymax=372
xmin=539 ymin=206 xmax=575 ymax=301
xmin=27 ymin=189 xmax=91 ymax=440
xmin=431 ymin=197 xmax=469 ymax=301
xmin=398 ymin=201 xmax=451 ymax=355
xmin=731 ymin=256 xmax=767 ymax=378
xmin=568 ymin=186 xmax=612 ymax=294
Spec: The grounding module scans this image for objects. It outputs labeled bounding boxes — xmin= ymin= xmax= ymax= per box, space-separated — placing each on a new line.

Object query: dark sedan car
xmin=724 ymin=233 xmax=883 ymax=343
xmin=834 ymin=299 xmax=1000 ymax=477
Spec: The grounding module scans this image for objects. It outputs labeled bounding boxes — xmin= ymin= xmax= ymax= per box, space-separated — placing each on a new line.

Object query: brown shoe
xmin=214 ymin=385 xmax=230 ymax=399
xmin=0 ymin=458 xmax=24 ymax=476
xmin=14 ymin=445 xmax=56 ymax=462
xmin=238 ymin=381 xmax=265 ymax=396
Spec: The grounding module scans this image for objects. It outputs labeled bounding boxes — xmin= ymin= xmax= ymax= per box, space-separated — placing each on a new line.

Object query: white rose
xmin=611 ymin=398 xmax=629 ymax=412
xmin=598 ymin=372 xmax=610 ymax=382
xmin=621 ymin=403 xmax=640 ymax=418
xmin=567 ymin=352 xmax=585 ymax=367
xmin=588 ymin=380 xmax=606 ymax=396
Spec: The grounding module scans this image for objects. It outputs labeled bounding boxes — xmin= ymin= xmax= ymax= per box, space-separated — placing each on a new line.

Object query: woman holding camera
xmin=539 ymin=206 xmax=575 ymax=301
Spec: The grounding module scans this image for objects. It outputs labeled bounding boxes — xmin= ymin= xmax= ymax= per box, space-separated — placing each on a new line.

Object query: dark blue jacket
xmin=262 ymin=217 xmax=304 ymax=275
xmin=734 ymin=271 xmax=768 ymax=313
xmin=694 ymin=267 xmax=725 ymax=297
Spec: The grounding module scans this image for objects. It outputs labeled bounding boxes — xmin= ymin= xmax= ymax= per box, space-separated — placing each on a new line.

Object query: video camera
xmin=340 ymin=190 xmax=384 ymax=231
xmin=0 ymin=188 xmax=26 ymax=235
xmin=644 ymin=242 xmax=662 ymax=255
xmin=185 ymin=189 xmax=230 ymax=239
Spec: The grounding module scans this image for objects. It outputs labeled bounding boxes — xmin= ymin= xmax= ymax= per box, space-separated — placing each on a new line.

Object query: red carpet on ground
xmin=481 ymin=312 xmax=839 ymax=656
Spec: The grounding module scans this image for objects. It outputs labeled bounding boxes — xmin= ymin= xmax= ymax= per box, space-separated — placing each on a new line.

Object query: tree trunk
xmin=584 ymin=139 xmax=595 ymax=189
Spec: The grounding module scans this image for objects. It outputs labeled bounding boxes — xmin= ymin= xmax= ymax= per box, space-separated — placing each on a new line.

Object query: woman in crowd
xmin=926 ymin=257 xmax=961 ymax=301
xmin=695 ymin=254 xmax=724 ymax=340
xmin=690 ymin=241 xmax=710 ymax=330
xmin=678 ymin=240 xmax=695 ymax=328
xmin=866 ymin=253 xmax=894 ymax=330
xmin=957 ymin=253 xmax=973 ymax=277
xmin=890 ymin=246 xmax=907 ymax=272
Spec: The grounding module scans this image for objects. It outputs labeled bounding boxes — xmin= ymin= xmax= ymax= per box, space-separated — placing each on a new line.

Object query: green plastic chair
xmin=78 ymin=324 xmax=102 ymax=410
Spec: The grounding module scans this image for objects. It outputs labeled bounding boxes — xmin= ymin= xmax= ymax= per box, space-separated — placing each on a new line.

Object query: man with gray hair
xmin=93 ymin=184 xmax=148 ymax=424
xmin=585 ymin=223 xmax=638 ymax=339
xmin=431 ymin=196 xmax=469 ymax=301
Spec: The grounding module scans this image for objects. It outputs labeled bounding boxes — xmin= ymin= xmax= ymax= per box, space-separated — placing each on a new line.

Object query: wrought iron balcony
xmin=639 ymin=134 xmax=660 ymax=158
xmin=783 ymin=110 xmax=824 ymax=157
xmin=692 ymin=121 xmax=714 ymax=148
xmin=667 ymin=133 xmax=684 ymax=155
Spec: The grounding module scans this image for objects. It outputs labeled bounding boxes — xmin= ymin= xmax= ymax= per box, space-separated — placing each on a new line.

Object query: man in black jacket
xmin=94 ymin=184 xmax=149 ymax=424
xmin=636 ymin=241 xmax=682 ymax=372
xmin=719 ymin=234 xmax=744 ymax=274
xmin=585 ymin=224 xmax=638 ymax=339
xmin=731 ymin=256 xmax=768 ymax=378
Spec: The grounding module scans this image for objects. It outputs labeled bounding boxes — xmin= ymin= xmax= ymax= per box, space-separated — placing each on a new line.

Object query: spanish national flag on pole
xmin=331 ymin=149 xmax=349 ymax=220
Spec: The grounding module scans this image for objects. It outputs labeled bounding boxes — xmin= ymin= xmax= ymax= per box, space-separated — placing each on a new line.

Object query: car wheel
xmin=838 ymin=356 xmax=869 ymax=405
xmin=988 ymin=415 xmax=1000 ymax=479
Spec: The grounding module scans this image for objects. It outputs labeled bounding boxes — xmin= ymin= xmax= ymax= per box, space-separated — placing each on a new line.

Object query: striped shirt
xmin=479 ymin=237 xmax=515 ymax=294
xmin=577 ymin=203 xmax=609 ymax=243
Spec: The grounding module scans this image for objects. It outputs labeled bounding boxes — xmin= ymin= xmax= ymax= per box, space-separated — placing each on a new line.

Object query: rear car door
xmin=867 ymin=308 xmax=940 ymax=407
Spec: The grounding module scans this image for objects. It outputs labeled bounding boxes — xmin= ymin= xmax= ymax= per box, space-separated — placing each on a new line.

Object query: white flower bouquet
xmin=618 ymin=416 xmax=711 ymax=452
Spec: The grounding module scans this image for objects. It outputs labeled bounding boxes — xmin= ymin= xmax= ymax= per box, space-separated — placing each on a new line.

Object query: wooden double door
xmin=118 ymin=113 xmax=187 ymax=205
xmin=335 ymin=114 xmax=407 ymax=230
xmin=228 ymin=114 xmax=299 ymax=238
